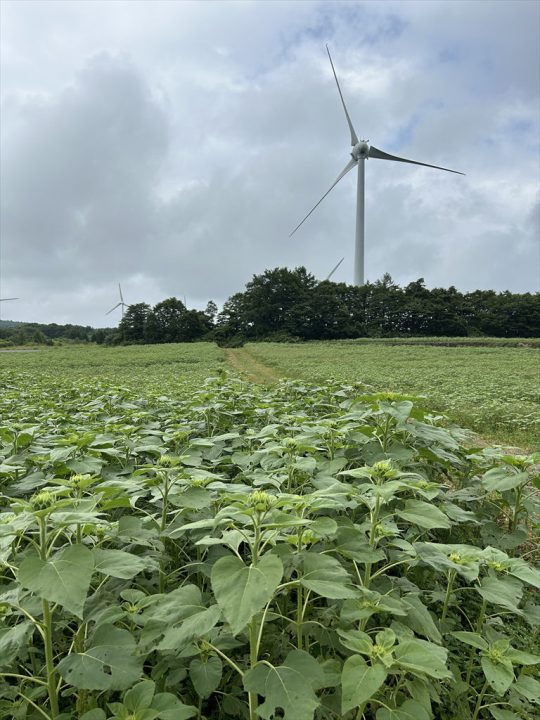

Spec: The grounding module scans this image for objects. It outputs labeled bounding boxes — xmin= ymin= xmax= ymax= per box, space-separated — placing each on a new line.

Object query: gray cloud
xmin=1 ymin=0 xmax=538 ymax=326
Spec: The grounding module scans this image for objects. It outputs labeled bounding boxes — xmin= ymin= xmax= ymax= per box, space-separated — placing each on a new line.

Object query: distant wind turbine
xmin=106 ymin=284 xmax=128 ymax=319
xmin=325 ymin=257 xmax=344 ymax=281
xmin=0 ymin=298 xmax=19 ymax=322
xmin=290 ymin=45 xmax=465 ymax=286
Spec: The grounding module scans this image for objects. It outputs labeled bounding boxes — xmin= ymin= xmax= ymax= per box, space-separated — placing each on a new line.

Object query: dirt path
xmin=224 ymin=347 xmax=283 ymax=384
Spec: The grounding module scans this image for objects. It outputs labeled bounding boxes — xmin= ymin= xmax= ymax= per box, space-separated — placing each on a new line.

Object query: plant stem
xmin=381 ymin=415 xmax=391 ymax=452
xmin=74 ymin=624 xmax=87 ymax=716
xmin=15 ymin=691 xmax=52 ymax=720
xmin=364 ymin=495 xmax=381 ymax=588
xmin=38 ymin=518 xmax=59 ymax=719
xmin=0 ymin=673 xmax=47 ymax=686
xmin=471 ymin=680 xmax=489 ymax=720
xmin=465 ymin=598 xmax=487 ymax=685
xmin=158 ymin=474 xmax=170 ymax=593
xmin=249 ymin=618 xmax=259 ymax=720
xmin=204 ymin=643 xmax=244 ymax=677
xmin=441 ymin=569 xmax=457 ymax=623
xmin=296 ymin=585 xmax=304 ymax=650
xmin=42 ymin=599 xmax=59 ymax=719
xmin=510 ymin=485 xmax=523 ymax=533
xmin=248 ymin=521 xmax=261 ymax=720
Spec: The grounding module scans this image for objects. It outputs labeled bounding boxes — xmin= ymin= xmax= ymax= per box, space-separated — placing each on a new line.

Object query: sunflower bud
xmin=29 ymin=490 xmax=55 ymax=510
xmin=248 ymin=490 xmax=273 ymax=512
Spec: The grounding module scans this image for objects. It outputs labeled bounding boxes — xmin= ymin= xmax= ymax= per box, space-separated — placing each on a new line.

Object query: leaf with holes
xmin=481 ymin=656 xmax=514 ymax=695
xmin=243 ymin=650 xmax=324 ymax=720
xmin=18 ymin=544 xmax=93 ymax=618
xmin=57 ymin=624 xmax=142 ymax=690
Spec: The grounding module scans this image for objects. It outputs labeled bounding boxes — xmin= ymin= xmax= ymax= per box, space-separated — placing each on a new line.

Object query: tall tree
xmin=149 ymin=297 xmax=187 ymax=343
xmin=119 ymin=303 xmax=151 ymax=342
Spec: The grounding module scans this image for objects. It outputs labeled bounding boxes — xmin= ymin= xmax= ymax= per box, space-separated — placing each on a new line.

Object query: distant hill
xmin=0 ymin=319 xmax=115 ymax=345
xmin=0 ymin=319 xmax=23 ymax=329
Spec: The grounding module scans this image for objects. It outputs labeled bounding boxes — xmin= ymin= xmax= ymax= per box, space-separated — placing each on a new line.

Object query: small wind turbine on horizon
xmin=106 ymin=284 xmax=128 ymax=320
xmin=325 ymin=257 xmax=344 ymax=282
xmin=0 ymin=297 xmax=19 ymax=322
xmin=290 ymin=46 xmax=465 ymax=286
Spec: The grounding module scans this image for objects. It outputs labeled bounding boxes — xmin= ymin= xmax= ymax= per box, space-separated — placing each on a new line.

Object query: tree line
xmin=0 ymin=268 xmax=538 ymax=347
xmin=216 ymin=268 xmax=539 ymax=341
xmin=109 ymin=268 xmax=540 ymax=342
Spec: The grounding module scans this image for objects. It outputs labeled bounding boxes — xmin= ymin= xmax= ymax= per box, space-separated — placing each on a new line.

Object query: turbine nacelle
xmin=351 ymin=141 xmax=369 ymax=160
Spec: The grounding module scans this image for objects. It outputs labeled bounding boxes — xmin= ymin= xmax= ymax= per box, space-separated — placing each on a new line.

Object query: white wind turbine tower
xmin=106 ymin=284 xmax=128 ymax=320
xmin=291 ymin=46 xmax=465 ymax=286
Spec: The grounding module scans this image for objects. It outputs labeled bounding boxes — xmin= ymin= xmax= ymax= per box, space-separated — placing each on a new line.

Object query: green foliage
xmin=0 ymin=352 xmax=538 ymax=719
xmin=246 ymin=340 xmax=540 ymax=448
xmin=216 ymin=268 xmax=540 ymax=340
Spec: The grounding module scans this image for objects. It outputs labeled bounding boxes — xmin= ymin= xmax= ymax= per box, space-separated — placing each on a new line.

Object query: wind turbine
xmin=290 ymin=46 xmax=465 ymax=286
xmin=106 ymin=284 xmax=128 ymax=319
xmin=325 ymin=257 xmax=344 ymax=281
xmin=0 ymin=298 xmax=19 ymax=322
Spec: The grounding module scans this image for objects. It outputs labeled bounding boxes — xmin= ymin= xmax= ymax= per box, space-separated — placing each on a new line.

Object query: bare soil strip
xmin=224 ymin=347 xmax=282 ymax=384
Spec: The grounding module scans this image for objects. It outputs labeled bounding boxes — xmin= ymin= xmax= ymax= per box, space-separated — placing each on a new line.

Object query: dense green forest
xmin=1 ymin=269 xmax=539 ymax=347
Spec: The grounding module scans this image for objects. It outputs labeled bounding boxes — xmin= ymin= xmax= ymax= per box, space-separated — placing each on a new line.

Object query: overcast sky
xmin=1 ymin=0 xmax=539 ymax=327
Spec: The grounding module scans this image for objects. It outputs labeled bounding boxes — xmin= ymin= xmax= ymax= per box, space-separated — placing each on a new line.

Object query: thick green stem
xmin=381 ymin=416 xmax=391 ymax=452
xmin=42 ymin=600 xmax=59 ymax=718
xmin=158 ymin=475 xmax=170 ymax=593
xmin=364 ymin=496 xmax=381 ymax=588
xmin=160 ymin=476 xmax=169 ymax=533
xmin=471 ymin=680 xmax=489 ymax=720
xmin=74 ymin=625 xmax=87 ymax=716
xmin=510 ymin=486 xmax=523 ymax=532
xmin=465 ymin=598 xmax=487 ymax=685
xmin=441 ymin=569 xmax=457 ymax=623
xmin=248 ymin=521 xmax=262 ymax=720
xmin=249 ymin=618 xmax=259 ymax=720
xmin=296 ymin=585 xmax=304 ymax=650
xmin=37 ymin=518 xmax=59 ymax=718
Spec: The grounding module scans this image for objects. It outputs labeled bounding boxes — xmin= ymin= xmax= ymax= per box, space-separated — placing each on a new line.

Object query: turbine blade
xmin=106 ymin=303 xmax=122 ymax=315
xmin=0 ymin=297 xmax=18 ymax=301
xmin=326 ymin=45 xmax=359 ymax=146
xmin=326 ymin=257 xmax=344 ymax=281
xmin=290 ymin=158 xmax=357 ymax=237
xmin=368 ymin=145 xmax=465 ymax=175
xmin=118 ymin=283 xmax=124 ymax=302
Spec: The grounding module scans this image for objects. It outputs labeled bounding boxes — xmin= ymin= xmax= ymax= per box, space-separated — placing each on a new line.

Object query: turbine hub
xmin=351 ymin=141 xmax=369 ymax=160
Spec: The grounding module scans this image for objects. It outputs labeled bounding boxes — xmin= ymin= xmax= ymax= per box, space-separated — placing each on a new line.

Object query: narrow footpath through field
xmin=224 ymin=347 xmax=282 ymax=384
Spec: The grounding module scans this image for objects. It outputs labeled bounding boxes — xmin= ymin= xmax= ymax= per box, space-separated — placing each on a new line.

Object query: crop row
xmin=1 ymin=368 xmax=539 ymax=719
xmin=246 ymin=341 xmax=540 ymax=449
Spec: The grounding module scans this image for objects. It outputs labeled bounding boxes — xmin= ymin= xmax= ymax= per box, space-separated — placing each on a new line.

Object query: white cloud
xmin=1 ymin=0 xmax=538 ymax=326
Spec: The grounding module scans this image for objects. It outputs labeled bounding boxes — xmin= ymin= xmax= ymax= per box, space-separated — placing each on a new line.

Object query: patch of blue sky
xmin=438 ymin=47 xmax=460 ymax=64
xmin=386 ymin=112 xmax=423 ymax=152
xmin=280 ymin=1 xmax=407 ymax=61
xmin=507 ymin=118 xmax=535 ymax=136
xmin=385 ymin=100 xmax=444 ymax=152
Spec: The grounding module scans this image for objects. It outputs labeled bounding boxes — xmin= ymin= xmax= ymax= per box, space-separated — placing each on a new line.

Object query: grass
xmin=0 ymin=342 xmax=225 ymax=396
xmin=1 ymin=339 xmax=537 ymax=449
xmin=1 ymin=340 xmax=539 ymax=719
xmin=246 ymin=341 xmax=540 ymax=450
